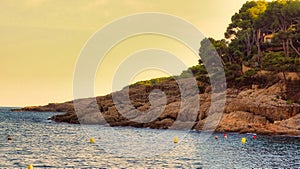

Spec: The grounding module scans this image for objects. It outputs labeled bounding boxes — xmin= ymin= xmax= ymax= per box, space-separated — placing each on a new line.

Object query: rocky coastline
xmin=13 ymin=78 xmax=300 ymax=136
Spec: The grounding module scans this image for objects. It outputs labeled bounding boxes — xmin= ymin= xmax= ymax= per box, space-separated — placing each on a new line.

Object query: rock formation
xmin=13 ymin=78 xmax=300 ymax=136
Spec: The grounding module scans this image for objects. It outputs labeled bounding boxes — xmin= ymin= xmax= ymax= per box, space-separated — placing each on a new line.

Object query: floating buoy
xmin=90 ymin=137 xmax=95 ymax=144
xmin=241 ymin=137 xmax=247 ymax=144
xmin=223 ymin=133 xmax=227 ymax=139
xmin=252 ymin=135 xmax=257 ymax=139
xmin=214 ymin=135 xmax=218 ymax=140
xmin=173 ymin=137 xmax=178 ymax=143
xmin=28 ymin=164 xmax=33 ymax=169
xmin=7 ymin=135 xmax=12 ymax=141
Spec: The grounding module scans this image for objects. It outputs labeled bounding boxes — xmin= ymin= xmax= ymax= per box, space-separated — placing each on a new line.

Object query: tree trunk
xmin=256 ymin=29 xmax=262 ymax=63
xmin=282 ymin=71 xmax=287 ymax=83
xmin=228 ymin=55 xmax=233 ymax=64
xmin=289 ymin=39 xmax=300 ymax=57
xmin=286 ymin=40 xmax=290 ymax=57
xmin=245 ymin=32 xmax=252 ymax=56
xmin=282 ymin=41 xmax=287 ymax=56
xmin=219 ymin=54 xmax=225 ymax=66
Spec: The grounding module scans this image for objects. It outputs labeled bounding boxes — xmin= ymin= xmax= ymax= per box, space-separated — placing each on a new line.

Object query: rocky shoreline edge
xmin=13 ymin=78 xmax=300 ymax=136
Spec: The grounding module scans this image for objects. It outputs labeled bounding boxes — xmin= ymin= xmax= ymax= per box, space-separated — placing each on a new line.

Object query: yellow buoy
xmin=241 ymin=137 xmax=247 ymax=144
xmin=173 ymin=137 xmax=178 ymax=143
xmin=90 ymin=137 xmax=95 ymax=144
xmin=28 ymin=164 xmax=33 ymax=169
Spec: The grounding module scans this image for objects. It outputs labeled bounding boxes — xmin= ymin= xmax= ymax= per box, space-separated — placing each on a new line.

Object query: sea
xmin=0 ymin=107 xmax=299 ymax=168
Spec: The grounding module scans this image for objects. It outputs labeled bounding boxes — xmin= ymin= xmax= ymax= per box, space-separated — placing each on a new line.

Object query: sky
xmin=0 ymin=0 xmax=248 ymax=107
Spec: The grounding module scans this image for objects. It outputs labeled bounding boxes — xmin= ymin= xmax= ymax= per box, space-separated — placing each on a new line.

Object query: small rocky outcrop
xmin=13 ymin=102 xmax=75 ymax=113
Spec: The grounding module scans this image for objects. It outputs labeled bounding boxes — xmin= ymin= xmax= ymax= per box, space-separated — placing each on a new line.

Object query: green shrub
xmin=286 ymin=100 xmax=294 ymax=104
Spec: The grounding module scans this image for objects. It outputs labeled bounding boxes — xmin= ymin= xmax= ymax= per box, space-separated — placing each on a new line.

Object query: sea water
xmin=0 ymin=107 xmax=299 ymax=168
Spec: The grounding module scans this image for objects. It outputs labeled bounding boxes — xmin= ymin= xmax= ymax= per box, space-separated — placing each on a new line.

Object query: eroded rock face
xmin=275 ymin=114 xmax=300 ymax=130
xmin=225 ymin=82 xmax=299 ymax=122
xmin=217 ymin=111 xmax=269 ymax=132
xmin=13 ymin=79 xmax=300 ymax=136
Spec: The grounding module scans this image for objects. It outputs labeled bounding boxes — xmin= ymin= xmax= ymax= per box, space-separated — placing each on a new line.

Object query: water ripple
xmin=0 ymin=108 xmax=299 ymax=168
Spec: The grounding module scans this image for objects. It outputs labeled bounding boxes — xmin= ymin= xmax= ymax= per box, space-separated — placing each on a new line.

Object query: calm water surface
xmin=0 ymin=107 xmax=299 ymax=168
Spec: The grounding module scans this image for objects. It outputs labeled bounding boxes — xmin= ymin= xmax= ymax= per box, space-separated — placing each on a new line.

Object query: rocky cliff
xmin=13 ymin=78 xmax=300 ymax=136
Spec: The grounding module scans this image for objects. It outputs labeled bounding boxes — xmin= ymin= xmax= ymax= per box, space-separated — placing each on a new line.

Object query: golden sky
xmin=0 ymin=0 xmax=248 ymax=106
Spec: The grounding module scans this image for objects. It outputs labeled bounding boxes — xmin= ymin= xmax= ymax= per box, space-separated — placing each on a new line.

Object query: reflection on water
xmin=0 ymin=107 xmax=299 ymax=168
